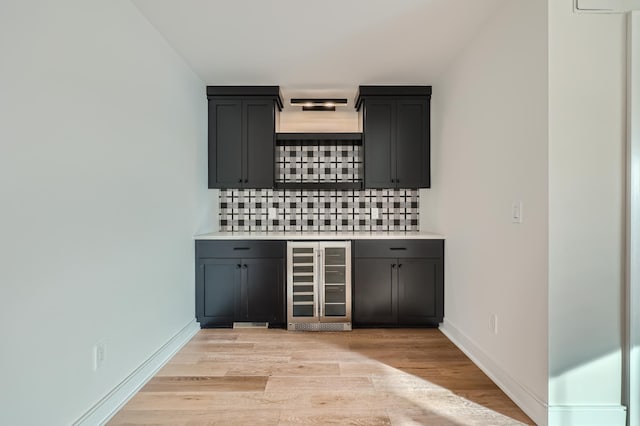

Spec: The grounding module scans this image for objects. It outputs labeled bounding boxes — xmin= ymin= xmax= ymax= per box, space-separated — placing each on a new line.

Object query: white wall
xmin=628 ymin=12 xmax=640 ymax=426
xmin=548 ymin=1 xmax=627 ymax=424
xmin=426 ymin=1 xmax=549 ymax=424
xmin=0 ymin=1 xmax=212 ymax=424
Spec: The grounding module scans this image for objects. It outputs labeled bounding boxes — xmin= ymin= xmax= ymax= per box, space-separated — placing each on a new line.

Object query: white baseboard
xmin=548 ymin=405 xmax=627 ymax=426
xmin=439 ymin=318 xmax=548 ymax=426
xmin=73 ymin=319 xmax=200 ymax=426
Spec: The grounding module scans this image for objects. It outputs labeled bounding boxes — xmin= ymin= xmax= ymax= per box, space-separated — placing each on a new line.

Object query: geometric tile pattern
xmin=276 ymin=145 xmax=362 ymax=183
xmin=219 ymin=189 xmax=419 ymax=233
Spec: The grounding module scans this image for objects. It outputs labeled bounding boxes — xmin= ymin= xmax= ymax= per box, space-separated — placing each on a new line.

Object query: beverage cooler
xmin=287 ymin=241 xmax=352 ymax=331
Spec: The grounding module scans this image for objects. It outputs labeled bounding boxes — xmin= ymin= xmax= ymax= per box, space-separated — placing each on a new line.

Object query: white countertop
xmin=194 ymin=231 xmax=445 ymax=240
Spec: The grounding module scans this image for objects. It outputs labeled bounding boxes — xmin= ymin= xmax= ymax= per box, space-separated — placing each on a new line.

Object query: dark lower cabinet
xmin=353 ymin=258 xmax=397 ymax=324
xmin=200 ymin=258 xmax=239 ymax=325
xmin=397 ymin=258 xmax=441 ymax=324
xmin=196 ymin=241 xmax=285 ymax=328
xmin=196 ymin=239 xmax=442 ymax=328
xmin=353 ymin=240 xmax=444 ymax=327
xmin=241 ymin=258 xmax=284 ymax=322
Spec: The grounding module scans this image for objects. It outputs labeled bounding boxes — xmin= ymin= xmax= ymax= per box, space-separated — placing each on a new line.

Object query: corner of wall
xmin=440 ymin=319 xmax=548 ymax=426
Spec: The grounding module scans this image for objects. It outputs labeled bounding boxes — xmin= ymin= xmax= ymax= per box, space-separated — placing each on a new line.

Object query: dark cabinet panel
xmin=356 ymin=86 xmax=431 ymax=189
xmin=244 ymin=100 xmax=275 ymax=188
xmin=195 ymin=240 xmax=285 ymax=259
xmin=353 ymin=239 xmax=443 ymax=259
xmin=243 ymin=258 xmax=284 ymax=323
xmin=209 ymin=99 xmax=243 ymax=188
xmin=206 ymin=87 xmax=281 ymax=189
xmin=353 ymin=239 xmax=444 ymax=327
xmin=363 ymin=100 xmax=395 ymax=188
xmin=396 ymin=98 xmax=429 ymax=188
xmin=197 ymin=259 xmax=239 ymax=327
xmin=397 ymin=259 xmax=442 ymax=325
xmin=353 ymin=259 xmax=397 ymax=325
xmin=196 ymin=240 xmax=286 ymax=328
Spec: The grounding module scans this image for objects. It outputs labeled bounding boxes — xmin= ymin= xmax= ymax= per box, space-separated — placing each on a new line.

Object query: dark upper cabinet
xmin=207 ymin=87 xmax=283 ymax=189
xmin=353 ymin=239 xmax=444 ymax=327
xmin=356 ymin=86 xmax=431 ymax=189
xmin=195 ymin=240 xmax=286 ymax=328
xmin=361 ymin=99 xmax=394 ymax=188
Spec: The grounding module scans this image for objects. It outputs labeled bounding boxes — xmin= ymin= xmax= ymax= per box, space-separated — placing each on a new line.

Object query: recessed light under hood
xmin=290 ymin=98 xmax=348 ymax=111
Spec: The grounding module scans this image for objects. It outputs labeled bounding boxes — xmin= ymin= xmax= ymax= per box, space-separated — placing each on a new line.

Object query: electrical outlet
xmin=490 ymin=314 xmax=498 ymax=335
xmin=93 ymin=341 xmax=106 ymax=371
xmin=511 ymin=201 xmax=523 ymax=224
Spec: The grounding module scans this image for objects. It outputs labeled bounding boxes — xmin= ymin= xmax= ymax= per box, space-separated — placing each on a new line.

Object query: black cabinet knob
xmin=242 ymin=264 xmax=248 ymax=269
xmin=398 ymin=264 xmax=402 ymax=268
xmin=236 ymin=264 xmax=241 ymax=269
xmin=238 ymin=178 xmax=242 ymax=183
xmin=391 ymin=264 xmax=396 ymax=268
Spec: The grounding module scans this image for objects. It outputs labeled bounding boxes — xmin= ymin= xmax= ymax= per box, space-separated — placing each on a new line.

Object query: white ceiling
xmin=132 ymin=0 xmax=505 ymax=100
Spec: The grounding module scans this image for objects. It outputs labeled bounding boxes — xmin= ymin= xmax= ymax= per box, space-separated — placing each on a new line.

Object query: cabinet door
xmin=242 ymin=258 xmax=284 ymax=324
xmin=208 ymin=99 xmax=243 ymax=188
xmin=363 ymin=98 xmax=395 ymax=188
xmin=196 ymin=258 xmax=240 ymax=327
xmin=244 ymin=100 xmax=275 ymax=189
xmin=396 ymin=98 xmax=430 ymax=188
xmin=353 ymin=258 xmax=397 ymax=325
xmin=397 ymin=258 xmax=442 ymax=325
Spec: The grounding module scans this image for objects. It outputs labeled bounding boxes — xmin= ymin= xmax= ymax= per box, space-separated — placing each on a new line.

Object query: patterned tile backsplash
xmin=276 ymin=145 xmax=362 ymax=183
xmin=219 ymin=189 xmax=419 ymax=232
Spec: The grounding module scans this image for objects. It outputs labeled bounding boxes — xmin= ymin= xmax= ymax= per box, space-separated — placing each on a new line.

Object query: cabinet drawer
xmin=354 ymin=239 xmax=443 ymax=259
xmin=196 ymin=240 xmax=285 ymax=259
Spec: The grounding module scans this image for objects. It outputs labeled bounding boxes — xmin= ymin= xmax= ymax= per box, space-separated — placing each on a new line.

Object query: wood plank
xmin=109 ymin=409 xmax=281 ymax=425
xmin=270 ymin=362 xmax=340 ymax=377
xmin=269 ymin=389 xmax=425 ymax=411
xmin=278 ymin=409 xmax=391 ymax=426
xmin=265 ymin=376 xmax=373 ymax=392
xmin=338 ymin=361 xmax=403 ymax=377
xmin=142 ymin=376 xmax=267 ymax=392
xmin=155 ymin=362 xmax=229 ymax=377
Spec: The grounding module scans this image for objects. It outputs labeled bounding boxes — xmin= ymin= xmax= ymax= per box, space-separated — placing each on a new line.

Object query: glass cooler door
xmin=319 ymin=242 xmax=351 ymax=321
xmin=288 ymin=243 xmax=318 ymax=322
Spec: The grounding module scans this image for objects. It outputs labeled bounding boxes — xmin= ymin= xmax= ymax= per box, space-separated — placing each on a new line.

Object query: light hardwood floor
xmin=109 ymin=328 xmax=534 ymax=425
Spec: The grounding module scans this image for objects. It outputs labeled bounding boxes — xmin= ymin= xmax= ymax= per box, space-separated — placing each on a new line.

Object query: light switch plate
xmin=512 ymin=201 xmax=523 ymax=224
